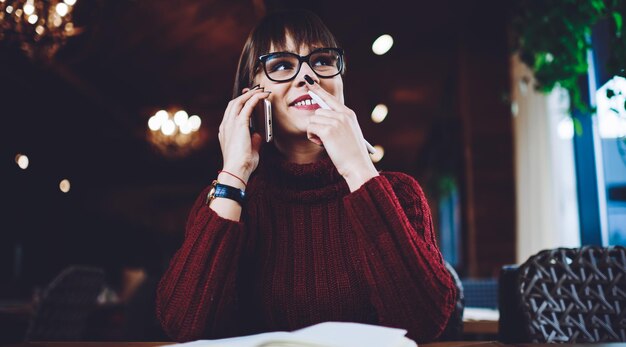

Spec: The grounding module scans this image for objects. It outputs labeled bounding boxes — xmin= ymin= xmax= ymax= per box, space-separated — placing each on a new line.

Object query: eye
xmin=311 ymin=51 xmax=339 ymax=68
xmin=266 ymin=55 xmax=297 ymax=73
xmin=312 ymin=56 xmax=333 ymax=67
xmin=272 ymin=61 xmax=294 ymax=72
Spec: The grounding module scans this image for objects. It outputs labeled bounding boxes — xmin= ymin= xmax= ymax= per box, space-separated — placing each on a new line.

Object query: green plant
xmin=510 ymin=0 xmax=626 ymax=112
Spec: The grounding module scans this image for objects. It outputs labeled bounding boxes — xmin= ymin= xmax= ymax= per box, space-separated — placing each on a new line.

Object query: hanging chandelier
xmin=147 ymin=109 xmax=207 ymax=158
xmin=0 ymin=0 xmax=80 ymax=60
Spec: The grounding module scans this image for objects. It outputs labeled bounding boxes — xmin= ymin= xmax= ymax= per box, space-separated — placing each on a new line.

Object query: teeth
xmin=294 ymin=99 xmax=318 ymax=107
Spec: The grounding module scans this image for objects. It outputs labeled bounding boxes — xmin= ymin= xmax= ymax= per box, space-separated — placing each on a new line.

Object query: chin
xmin=278 ymin=128 xmax=309 ymax=141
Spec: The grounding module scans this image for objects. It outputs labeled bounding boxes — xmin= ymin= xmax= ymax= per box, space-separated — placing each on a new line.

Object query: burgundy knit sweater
xmin=156 ymin=146 xmax=456 ymax=342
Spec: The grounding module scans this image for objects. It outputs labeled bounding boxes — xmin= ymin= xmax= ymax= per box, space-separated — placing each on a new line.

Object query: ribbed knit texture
xmin=156 ymin=145 xmax=457 ymax=342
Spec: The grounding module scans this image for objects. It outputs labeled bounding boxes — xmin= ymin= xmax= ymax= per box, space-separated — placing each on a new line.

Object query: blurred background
xmin=1 ymin=0 xmax=625 ymax=343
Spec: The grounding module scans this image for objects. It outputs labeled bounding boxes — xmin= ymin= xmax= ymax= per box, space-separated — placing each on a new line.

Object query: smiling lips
xmin=289 ymin=95 xmax=321 ymax=110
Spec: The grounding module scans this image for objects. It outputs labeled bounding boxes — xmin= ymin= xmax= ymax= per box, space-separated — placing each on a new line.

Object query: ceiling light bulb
xmin=59 ymin=179 xmax=71 ymax=193
xmin=372 ymin=34 xmax=393 ymax=55
xmin=179 ymin=122 xmax=192 ymax=135
xmin=154 ymin=109 xmax=168 ymax=122
xmin=148 ymin=115 xmax=161 ymax=131
xmin=23 ymin=2 xmax=34 ymax=15
xmin=174 ymin=110 xmax=189 ymax=126
xmin=161 ymin=119 xmax=176 ymax=136
xmin=52 ymin=14 xmax=62 ymax=27
xmin=369 ymin=145 xmax=385 ymax=163
xmin=371 ymin=104 xmax=388 ymax=123
xmin=55 ymin=3 xmax=68 ymax=17
xmin=188 ymin=115 xmax=201 ymax=131
xmin=15 ymin=154 xmax=29 ymax=169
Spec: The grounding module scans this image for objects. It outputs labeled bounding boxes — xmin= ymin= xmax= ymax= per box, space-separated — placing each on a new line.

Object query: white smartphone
xmin=250 ymin=98 xmax=273 ymax=143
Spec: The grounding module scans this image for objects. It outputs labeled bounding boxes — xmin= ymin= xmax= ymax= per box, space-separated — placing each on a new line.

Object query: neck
xmin=273 ymin=136 xmax=325 ymax=164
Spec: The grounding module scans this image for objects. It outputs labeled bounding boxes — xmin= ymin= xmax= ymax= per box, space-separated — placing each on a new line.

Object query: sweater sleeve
xmin=156 ymin=186 xmax=248 ymax=341
xmin=343 ymin=173 xmax=457 ymax=342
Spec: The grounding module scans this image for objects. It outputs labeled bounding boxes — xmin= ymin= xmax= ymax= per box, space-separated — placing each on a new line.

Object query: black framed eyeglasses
xmin=258 ymin=47 xmax=344 ymax=83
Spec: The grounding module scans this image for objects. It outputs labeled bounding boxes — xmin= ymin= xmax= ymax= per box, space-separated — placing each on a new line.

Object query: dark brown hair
xmin=232 ymin=9 xmax=342 ymax=98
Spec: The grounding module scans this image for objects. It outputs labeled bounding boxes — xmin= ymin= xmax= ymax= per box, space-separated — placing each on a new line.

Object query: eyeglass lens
xmin=264 ymin=49 xmax=341 ymax=81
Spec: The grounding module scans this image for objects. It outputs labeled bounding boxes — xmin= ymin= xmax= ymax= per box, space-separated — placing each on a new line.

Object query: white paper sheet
xmin=161 ymin=321 xmax=417 ymax=347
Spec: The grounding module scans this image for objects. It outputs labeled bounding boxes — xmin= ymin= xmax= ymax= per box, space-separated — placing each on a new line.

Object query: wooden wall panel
xmin=457 ymin=0 xmax=516 ymax=277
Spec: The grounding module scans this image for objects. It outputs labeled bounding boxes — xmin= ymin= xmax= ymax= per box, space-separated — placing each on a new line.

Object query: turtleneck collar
xmin=252 ymin=143 xmax=348 ymax=202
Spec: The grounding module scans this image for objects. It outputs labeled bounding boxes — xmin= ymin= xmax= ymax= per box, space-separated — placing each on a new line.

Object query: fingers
xmin=219 ymin=86 xmax=267 ymax=148
xmin=305 ymin=77 xmax=345 ymax=111
xmin=227 ymin=85 xmax=264 ymax=119
xmin=226 ymin=85 xmax=258 ymax=112
xmin=307 ymin=114 xmax=340 ymax=146
xmin=312 ymin=108 xmax=359 ymax=130
xmin=309 ymin=113 xmax=340 ymax=127
xmin=221 ymin=86 xmax=267 ymax=131
xmin=241 ymin=84 xmax=259 ymax=95
xmin=250 ymin=132 xmax=263 ymax=152
xmin=306 ymin=123 xmax=324 ymax=146
xmin=308 ymin=109 xmax=366 ymax=150
xmin=238 ymin=91 xmax=271 ymax=124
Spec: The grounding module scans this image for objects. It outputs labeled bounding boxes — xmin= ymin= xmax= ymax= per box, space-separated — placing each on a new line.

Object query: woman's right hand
xmin=218 ymin=86 xmax=271 ymax=184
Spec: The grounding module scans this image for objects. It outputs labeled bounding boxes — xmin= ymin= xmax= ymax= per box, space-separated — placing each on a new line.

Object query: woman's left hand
xmin=305 ymin=83 xmax=379 ymax=192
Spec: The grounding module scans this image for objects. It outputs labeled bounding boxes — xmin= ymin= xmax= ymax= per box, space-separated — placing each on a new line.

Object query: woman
xmin=156 ymin=9 xmax=456 ymax=342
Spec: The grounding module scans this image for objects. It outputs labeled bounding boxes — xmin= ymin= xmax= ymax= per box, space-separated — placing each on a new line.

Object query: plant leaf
xmin=613 ymin=12 xmax=623 ymax=37
xmin=573 ymin=117 xmax=584 ymax=137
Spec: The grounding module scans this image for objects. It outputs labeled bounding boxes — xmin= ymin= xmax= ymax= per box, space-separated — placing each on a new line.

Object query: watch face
xmin=206 ymin=181 xmax=219 ymax=205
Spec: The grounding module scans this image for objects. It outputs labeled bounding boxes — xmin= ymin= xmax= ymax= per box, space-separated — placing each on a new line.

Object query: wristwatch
xmin=206 ymin=180 xmax=245 ymax=205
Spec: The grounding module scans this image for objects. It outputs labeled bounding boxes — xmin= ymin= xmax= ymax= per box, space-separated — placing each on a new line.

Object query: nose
xmin=294 ymin=62 xmax=318 ymax=87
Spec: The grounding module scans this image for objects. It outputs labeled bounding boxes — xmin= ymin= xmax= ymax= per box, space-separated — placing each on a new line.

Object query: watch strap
xmin=206 ymin=180 xmax=245 ymax=205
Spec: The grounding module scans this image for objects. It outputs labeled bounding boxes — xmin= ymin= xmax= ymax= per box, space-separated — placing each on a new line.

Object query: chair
xmin=498 ymin=264 xmax=526 ymax=342
xmin=25 ymin=265 xmax=105 ymax=341
xmin=462 ymin=278 xmax=498 ymax=309
xmin=499 ymin=246 xmax=626 ymax=343
xmin=437 ymin=261 xmax=465 ymax=341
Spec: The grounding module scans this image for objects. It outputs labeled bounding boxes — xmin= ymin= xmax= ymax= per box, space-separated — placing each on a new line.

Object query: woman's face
xmin=251 ymin=37 xmax=344 ymax=141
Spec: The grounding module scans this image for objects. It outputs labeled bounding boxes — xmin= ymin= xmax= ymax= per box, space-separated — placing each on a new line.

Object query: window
xmin=595 ymin=76 xmax=626 ymax=245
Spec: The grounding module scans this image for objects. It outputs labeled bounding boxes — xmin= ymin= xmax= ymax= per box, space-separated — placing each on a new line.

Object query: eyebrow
xmin=268 ymin=46 xmax=324 ymax=55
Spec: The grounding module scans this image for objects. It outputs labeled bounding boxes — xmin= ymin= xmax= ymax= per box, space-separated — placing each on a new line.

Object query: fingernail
xmin=304 ymin=75 xmax=314 ymax=85
xmin=251 ymin=84 xmax=261 ymax=90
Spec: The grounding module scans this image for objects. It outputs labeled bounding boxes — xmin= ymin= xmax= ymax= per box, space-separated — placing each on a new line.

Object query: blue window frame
xmin=576 ymin=21 xmax=626 ymax=246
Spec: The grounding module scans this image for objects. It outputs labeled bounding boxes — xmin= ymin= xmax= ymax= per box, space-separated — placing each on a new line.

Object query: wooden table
xmin=462 ymin=308 xmax=499 ymax=335
xmin=462 ymin=320 xmax=498 ymax=335
xmin=4 ymin=342 xmax=503 ymax=347
xmin=5 ymin=342 xmax=626 ymax=347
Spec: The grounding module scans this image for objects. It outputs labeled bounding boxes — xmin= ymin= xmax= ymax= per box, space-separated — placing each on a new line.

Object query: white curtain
xmin=511 ymin=55 xmax=581 ymax=263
